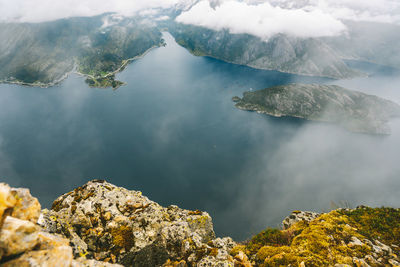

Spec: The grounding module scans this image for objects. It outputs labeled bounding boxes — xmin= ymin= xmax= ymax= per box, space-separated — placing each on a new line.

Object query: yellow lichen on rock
xmin=6 ymin=179 xmax=400 ymax=267
xmin=40 ymin=180 xmax=222 ymax=265
xmin=187 ymin=215 xmax=210 ymax=230
xmin=10 ymin=188 xmax=41 ymax=223
xmin=285 ymin=211 xmax=370 ymax=263
xmin=340 ymin=207 xmax=400 ymax=252
xmin=255 ymin=245 xmax=292 ymax=263
xmin=234 ymin=250 xmax=252 ymax=267
xmin=0 ymin=216 xmax=39 ymax=257
xmin=236 ymin=208 xmax=400 ymax=267
xmin=1 ymin=245 xmax=74 ymax=267
xmin=162 ymin=259 xmax=187 ymax=267
xmin=110 ymin=225 xmax=134 ymax=250
xmin=0 ymin=183 xmax=16 ymax=222
xmin=230 ymin=244 xmax=246 ymax=257
xmin=36 ymin=231 xmax=71 ymax=250
xmin=0 ymin=182 xmax=122 ymax=267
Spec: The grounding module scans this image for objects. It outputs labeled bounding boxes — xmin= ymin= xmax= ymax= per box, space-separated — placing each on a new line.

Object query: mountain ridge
xmin=168 ymin=23 xmax=361 ymax=80
xmin=0 ymin=15 xmax=164 ymax=89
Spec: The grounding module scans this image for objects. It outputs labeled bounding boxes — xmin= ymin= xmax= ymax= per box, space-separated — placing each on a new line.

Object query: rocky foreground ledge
xmin=1 ymin=180 xmax=400 ymax=267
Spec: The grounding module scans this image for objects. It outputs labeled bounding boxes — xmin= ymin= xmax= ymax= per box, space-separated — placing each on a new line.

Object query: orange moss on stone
xmin=110 ymin=225 xmax=134 ymax=251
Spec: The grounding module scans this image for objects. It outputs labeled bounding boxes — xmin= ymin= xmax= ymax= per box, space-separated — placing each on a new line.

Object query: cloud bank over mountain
xmin=176 ymin=1 xmax=347 ymax=39
xmin=1 ymin=0 xmax=399 ymax=40
xmin=176 ymin=0 xmax=400 ymax=39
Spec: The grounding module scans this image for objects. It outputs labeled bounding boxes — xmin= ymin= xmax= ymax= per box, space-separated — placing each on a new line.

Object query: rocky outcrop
xmin=38 ymin=180 xmax=236 ymax=266
xmin=0 ymin=182 xmax=122 ymax=267
xmin=2 ymin=180 xmax=400 ymax=267
xmin=0 ymin=216 xmax=39 ymax=257
xmin=281 ymin=211 xmax=320 ymax=230
xmin=232 ymin=206 xmax=400 ymax=266
xmin=234 ymin=83 xmax=400 ymax=135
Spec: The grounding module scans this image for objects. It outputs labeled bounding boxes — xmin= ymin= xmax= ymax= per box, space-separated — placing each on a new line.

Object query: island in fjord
xmin=233 ymin=84 xmax=400 ymax=135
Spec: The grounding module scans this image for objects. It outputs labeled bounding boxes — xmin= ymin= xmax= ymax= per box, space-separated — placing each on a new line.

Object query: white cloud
xmin=176 ymin=0 xmax=400 ymax=39
xmin=0 ymin=0 xmax=398 ymax=40
xmin=306 ymin=0 xmax=400 ymax=24
xmin=155 ymin=16 xmax=171 ymax=21
xmin=176 ymin=1 xmax=347 ymax=39
xmin=0 ymin=0 xmax=180 ymax=23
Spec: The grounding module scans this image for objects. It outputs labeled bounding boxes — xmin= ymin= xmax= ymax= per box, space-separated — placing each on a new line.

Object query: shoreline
xmin=175 ymin=41 xmax=364 ymax=80
xmin=75 ymin=44 xmax=161 ymax=81
xmin=0 ymin=44 xmax=162 ymax=89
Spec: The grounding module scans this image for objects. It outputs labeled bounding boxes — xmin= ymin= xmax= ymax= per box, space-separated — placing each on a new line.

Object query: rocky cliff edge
xmin=1 ymin=180 xmax=400 ymax=267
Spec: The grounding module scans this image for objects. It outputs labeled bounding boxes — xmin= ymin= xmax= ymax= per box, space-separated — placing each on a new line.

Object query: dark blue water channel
xmin=1 ymin=33 xmax=400 ymax=240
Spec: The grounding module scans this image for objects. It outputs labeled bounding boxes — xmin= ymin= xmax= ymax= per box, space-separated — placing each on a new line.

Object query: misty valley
xmin=2 ymin=2 xmax=400 ymax=266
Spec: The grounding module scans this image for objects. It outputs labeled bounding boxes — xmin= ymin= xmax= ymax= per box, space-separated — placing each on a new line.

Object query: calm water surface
xmin=1 ymin=33 xmax=400 ymax=240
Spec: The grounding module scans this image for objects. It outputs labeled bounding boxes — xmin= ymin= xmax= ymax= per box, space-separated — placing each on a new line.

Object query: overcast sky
xmin=0 ymin=0 xmax=399 ymax=39
xmin=0 ymin=0 xmax=180 ymax=23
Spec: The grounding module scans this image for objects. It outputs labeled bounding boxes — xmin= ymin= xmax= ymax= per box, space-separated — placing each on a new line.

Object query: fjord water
xmin=1 ymin=33 xmax=400 ymax=240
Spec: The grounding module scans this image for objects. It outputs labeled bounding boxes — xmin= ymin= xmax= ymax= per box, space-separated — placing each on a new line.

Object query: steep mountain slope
xmin=2 ymin=14 xmax=400 ymax=88
xmin=0 ymin=15 xmax=163 ymax=88
xmin=168 ymin=23 xmax=360 ymax=79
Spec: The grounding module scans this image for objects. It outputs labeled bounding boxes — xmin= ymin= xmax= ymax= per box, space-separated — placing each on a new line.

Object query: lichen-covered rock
xmin=352 ymin=257 xmax=369 ymax=267
xmin=36 ymin=231 xmax=71 ymax=250
xmin=282 ymin=210 xmax=320 ymax=230
xmin=10 ymin=188 xmax=41 ymax=223
xmin=71 ymin=258 xmax=124 ymax=267
xmin=233 ymin=251 xmax=252 ymax=267
xmin=1 ymin=246 xmax=122 ymax=267
xmin=39 ymin=180 xmax=232 ymax=266
xmin=188 ymin=237 xmax=236 ymax=266
xmin=0 ymin=216 xmax=39 ymax=258
xmin=0 ymin=184 xmax=41 ymax=225
xmin=1 ymin=245 xmax=74 ymax=267
xmin=0 ymin=184 xmax=42 ymax=261
xmin=196 ymin=256 xmax=232 ymax=267
xmin=389 ymin=259 xmax=400 ymax=267
xmin=0 ymin=184 xmax=44 ymax=262
xmin=233 ymin=206 xmax=400 ymax=266
xmin=0 ymin=184 xmax=16 ymax=224
xmin=3 ymin=180 xmax=400 ymax=267
xmin=0 ymin=182 xmax=122 ymax=267
xmin=0 ymin=181 xmax=234 ymax=266
xmin=162 ymin=259 xmax=187 ymax=267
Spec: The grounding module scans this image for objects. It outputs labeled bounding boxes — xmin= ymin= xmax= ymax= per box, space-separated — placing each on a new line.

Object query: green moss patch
xmin=233 ymin=208 xmax=400 ymax=266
